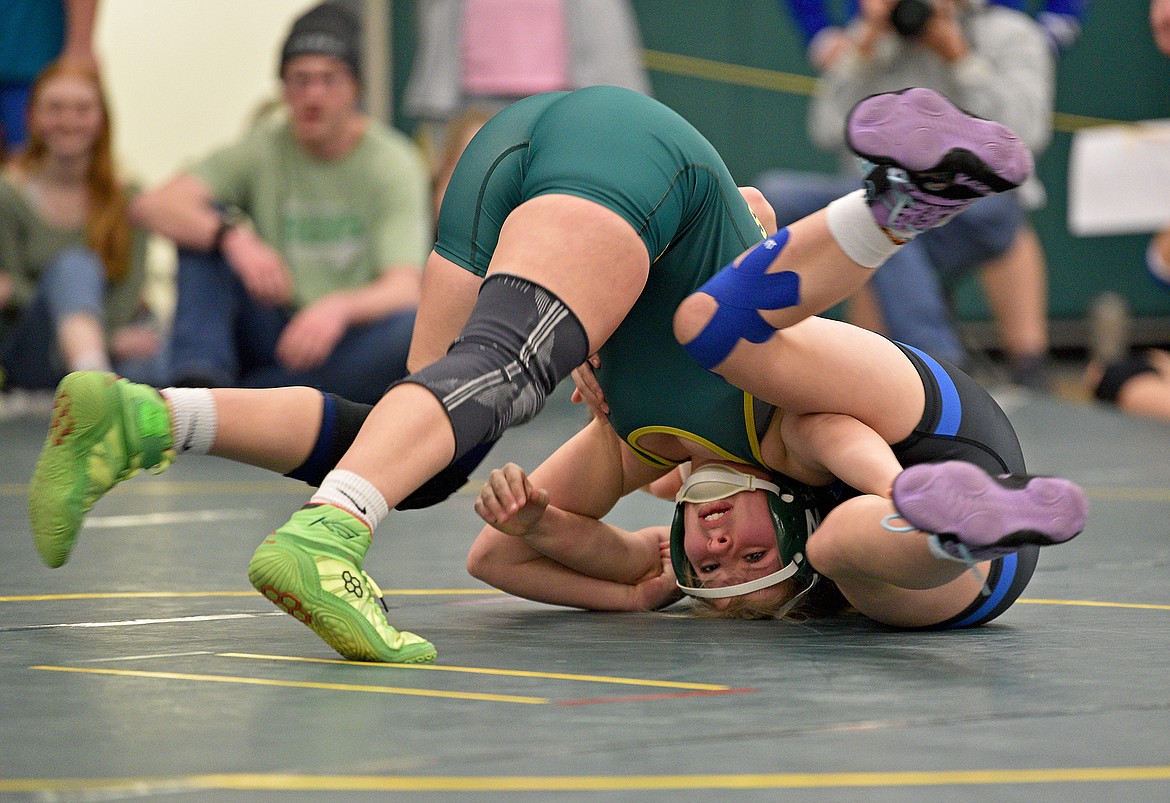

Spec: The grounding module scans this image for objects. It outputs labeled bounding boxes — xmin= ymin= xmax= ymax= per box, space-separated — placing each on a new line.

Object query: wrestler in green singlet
xmin=435 ymin=85 xmax=773 ymax=470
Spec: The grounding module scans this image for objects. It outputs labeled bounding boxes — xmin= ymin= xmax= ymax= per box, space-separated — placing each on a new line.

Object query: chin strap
xmin=773 ymin=574 xmax=820 ymax=619
xmin=677 ymin=555 xmax=802 ymax=599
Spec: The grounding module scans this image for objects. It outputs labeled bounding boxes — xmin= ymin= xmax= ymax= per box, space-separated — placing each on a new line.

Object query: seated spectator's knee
xmin=45 ymin=245 xmax=103 ymax=281
xmin=961 ymin=194 xmax=1025 ymax=255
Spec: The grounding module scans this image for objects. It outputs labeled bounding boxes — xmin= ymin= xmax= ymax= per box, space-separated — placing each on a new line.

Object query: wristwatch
xmin=211 ymin=207 xmax=247 ymax=252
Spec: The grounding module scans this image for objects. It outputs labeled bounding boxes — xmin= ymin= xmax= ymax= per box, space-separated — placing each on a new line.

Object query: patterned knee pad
xmin=402 ymin=274 xmax=589 ymax=460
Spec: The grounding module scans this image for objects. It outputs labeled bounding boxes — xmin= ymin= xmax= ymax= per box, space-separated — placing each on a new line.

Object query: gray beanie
xmin=280 ymin=3 xmax=362 ymax=82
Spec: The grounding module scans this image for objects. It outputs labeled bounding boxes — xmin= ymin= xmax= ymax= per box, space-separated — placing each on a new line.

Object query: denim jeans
xmin=0 ymin=246 xmax=165 ymax=389
xmin=169 ymin=249 xmax=416 ymax=405
xmin=756 ymin=169 xmax=1023 ymax=368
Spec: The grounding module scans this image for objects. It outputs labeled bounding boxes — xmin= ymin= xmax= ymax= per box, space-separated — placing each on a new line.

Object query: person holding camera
xmin=783 ymin=0 xmax=1087 ymax=72
xmin=759 ymin=0 xmax=1054 ymax=383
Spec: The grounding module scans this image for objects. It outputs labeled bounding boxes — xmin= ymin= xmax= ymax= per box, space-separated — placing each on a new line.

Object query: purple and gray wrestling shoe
xmin=847 ymin=87 xmax=1034 ymax=241
xmin=890 ymin=460 xmax=1088 ymax=563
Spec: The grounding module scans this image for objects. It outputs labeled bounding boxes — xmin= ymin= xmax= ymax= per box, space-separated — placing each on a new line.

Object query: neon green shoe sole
xmin=28 ymin=372 xmax=173 ymax=568
xmin=249 ymin=523 xmax=437 ymax=665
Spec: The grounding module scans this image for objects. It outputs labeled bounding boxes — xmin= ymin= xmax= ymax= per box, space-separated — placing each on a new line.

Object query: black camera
xmin=890 ymin=0 xmax=934 ymax=37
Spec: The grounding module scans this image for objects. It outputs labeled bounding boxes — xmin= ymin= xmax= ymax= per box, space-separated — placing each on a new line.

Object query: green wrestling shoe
xmin=28 ymin=371 xmax=174 ymax=568
xmin=248 ymin=505 xmax=437 ymax=664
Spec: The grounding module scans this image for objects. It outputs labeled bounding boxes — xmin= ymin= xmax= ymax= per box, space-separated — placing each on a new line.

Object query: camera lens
xmin=891 ymin=0 xmax=933 ymax=37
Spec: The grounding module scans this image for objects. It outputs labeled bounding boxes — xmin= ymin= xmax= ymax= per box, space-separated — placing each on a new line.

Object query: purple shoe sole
xmin=847 ymin=87 xmax=1033 ymax=190
xmin=891 ymin=461 xmax=1088 ymax=552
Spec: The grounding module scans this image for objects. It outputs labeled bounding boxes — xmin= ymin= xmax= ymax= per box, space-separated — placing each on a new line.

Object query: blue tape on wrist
xmin=683 ymin=229 xmax=800 ymax=370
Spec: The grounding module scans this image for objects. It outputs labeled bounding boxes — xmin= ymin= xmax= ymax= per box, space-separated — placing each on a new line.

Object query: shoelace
xmin=285 ymin=513 xmax=390 ymax=614
xmin=883 ymin=514 xmax=991 ymax=597
xmin=362 ymin=570 xmax=390 ymax=613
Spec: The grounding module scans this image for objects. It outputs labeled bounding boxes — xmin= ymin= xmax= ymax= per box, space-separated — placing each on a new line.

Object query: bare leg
xmin=845 ymin=283 xmax=888 ymax=336
xmin=701 ymin=316 xmax=925 ymax=445
xmin=245 ymin=196 xmax=650 ymax=663
xmin=57 ymin=312 xmax=109 ymax=371
xmin=1117 ymin=374 xmax=1170 ymax=421
xmin=674 ymin=208 xmax=877 ymax=341
xmin=406 ymin=251 xmax=483 ymax=371
xmin=335 ymin=195 xmax=650 ymax=508
xmin=979 ymin=224 xmax=1049 ymax=364
xmin=202 ymin=387 xmax=323 ymax=473
xmin=1115 ymin=352 xmax=1170 ymax=422
xmin=805 ymin=495 xmax=988 ymax=628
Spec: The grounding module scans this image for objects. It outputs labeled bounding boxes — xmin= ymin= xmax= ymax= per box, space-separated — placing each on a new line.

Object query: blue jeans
xmin=0 ymin=246 xmax=166 ymax=389
xmin=169 ymin=250 xmax=416 ymax=405
xmin=756 ymin=169 xmax=1023 ymax=368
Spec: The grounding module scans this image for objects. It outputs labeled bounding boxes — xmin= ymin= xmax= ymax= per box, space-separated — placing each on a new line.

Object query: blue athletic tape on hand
xmin=683 ymin=229 xmax=800 ymax=370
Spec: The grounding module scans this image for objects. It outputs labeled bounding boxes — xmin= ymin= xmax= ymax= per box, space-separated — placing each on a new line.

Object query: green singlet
xmin=435 ymin=86 xmax=773 ymax=469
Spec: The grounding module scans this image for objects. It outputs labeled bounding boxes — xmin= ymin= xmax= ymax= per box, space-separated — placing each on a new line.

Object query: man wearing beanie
xmin=132 ymin=3 xmax=429 ymax=405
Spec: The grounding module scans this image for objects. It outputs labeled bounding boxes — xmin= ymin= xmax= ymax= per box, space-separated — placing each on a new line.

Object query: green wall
xmin=391 ymin=2 xmax=1170 ymax=323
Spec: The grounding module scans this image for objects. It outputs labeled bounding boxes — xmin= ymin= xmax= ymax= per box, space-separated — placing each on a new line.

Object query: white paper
xmin=1068 ymin=120 xmax=1170 ymax=237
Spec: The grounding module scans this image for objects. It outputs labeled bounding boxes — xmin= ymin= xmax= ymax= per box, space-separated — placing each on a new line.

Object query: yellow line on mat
xmin=4 ymin=766 xmax=1170 ymax=794
xmin=30 ymin=665 xmax=546 ymax=704
xmin=1016 ymin=598 xmax=1170 ymax=611
xmin=218 ymin=652 xmax=730 ymax=690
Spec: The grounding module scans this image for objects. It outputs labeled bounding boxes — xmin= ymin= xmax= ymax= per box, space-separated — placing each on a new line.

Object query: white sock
xmin=71 ymin=352 xmax=111 ymax=373
xmin=826 ymin=190 xmax=903 ymax=268
xmin=161 ymin=387 xmax=217 ymax=454
xmin=311 ymin=470 xmax=390 ymax=531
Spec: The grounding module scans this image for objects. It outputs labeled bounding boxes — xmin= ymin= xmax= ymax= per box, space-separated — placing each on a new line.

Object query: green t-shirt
xmin=193 ymin=119 xmax=430 ymax=309
xmin=0 ymin=176 xmax=149 ymax=334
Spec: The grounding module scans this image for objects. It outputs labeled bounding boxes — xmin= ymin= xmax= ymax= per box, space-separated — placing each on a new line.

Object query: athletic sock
xmin=71 ymin=352 xmax=111 ymax=373
xmin=311 ymin=469 xmax=390 ymax=532
xmin=826 ymin=189 xmax=903 ymax=268
xmin=161 ymin=387 xmax=217 ymax=455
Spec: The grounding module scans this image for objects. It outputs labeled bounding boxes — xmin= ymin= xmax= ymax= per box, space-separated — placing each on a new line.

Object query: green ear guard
xmin=668 ymin=464 xmax=825 ymax=600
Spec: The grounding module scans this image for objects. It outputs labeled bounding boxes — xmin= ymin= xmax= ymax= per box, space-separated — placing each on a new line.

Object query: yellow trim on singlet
xmin=624 ymin=393 xmax=769 ymax=469
xmin=743 ymin=393 xmax=767 ymax=463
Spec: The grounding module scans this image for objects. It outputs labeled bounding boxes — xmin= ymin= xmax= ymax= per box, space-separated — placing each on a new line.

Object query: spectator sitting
xmin=1 ymin=0 xmax=101 ymax=162
xmin=1084 ymin=214 xmax=1170 ymax=424
xmin=758 ymin=0 xmax=1054 ymax=385
xmin=1081 ymin=0 xmax=1170 ymax=422
xmin=0 ymin=59 xmax=163 ymax=407
xmin=780 ymin=0 xmax=1088 ymax=72
xmin=131 ymin=2 xmax=429 ymax=405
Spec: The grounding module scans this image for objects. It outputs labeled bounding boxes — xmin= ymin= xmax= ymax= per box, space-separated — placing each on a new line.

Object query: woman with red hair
xmin=0 ymin=60 xmax=161 ymax=401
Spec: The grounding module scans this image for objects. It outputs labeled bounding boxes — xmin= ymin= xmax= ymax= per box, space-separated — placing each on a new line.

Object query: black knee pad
xmin=284 ymin=392 xmax=371 ymax=486
xmin=396 ymin=438 xmax=497 ymax=510
xmin=284 ymin=391 xmax=494 ymax=511
xmin=400 ymin=274 xmax=589 ymax=460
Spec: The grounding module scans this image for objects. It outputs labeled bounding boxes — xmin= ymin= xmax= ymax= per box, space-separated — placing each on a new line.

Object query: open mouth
xmin=697 ymin=500 xmax=732 ymax=524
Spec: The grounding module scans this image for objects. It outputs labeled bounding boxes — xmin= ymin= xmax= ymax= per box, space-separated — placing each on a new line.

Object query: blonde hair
xmin=16 ymin=60 xmax=132 ymax=283
xmin=681 ymin=564 xmax=850 ymax=622
xmin=690 ymin=587 xmax=795 ymax=621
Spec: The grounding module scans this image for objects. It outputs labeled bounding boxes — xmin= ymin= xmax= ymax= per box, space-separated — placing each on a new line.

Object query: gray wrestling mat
xmin=2 ymin=383 xmax=1168 ymax=801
